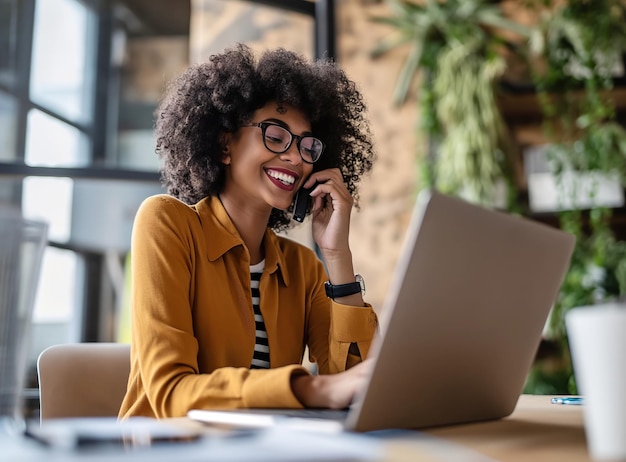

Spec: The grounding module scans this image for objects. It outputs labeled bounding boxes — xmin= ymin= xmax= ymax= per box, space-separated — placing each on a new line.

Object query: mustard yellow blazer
xmin=119 ymin=195 xmax=378 ymax=418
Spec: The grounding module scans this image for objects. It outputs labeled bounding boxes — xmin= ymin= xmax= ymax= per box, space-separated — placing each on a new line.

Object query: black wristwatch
xmin=324 ymin=274 xmax=365 ymax=299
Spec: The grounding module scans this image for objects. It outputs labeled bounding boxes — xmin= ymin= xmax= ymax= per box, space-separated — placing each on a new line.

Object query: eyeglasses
xmin=242 ymin=122 xmax=325 ymax=164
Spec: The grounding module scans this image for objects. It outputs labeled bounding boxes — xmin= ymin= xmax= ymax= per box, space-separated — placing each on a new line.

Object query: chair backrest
xmin=37 ymin=342 xmax=130 ymax=420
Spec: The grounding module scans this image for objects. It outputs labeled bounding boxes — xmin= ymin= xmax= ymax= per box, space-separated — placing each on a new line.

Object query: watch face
xmin=355 ymin=274 xmax=366 ymax=295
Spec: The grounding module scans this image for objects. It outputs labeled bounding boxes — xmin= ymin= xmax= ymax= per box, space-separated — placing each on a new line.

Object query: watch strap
xmin=324 ymin=275 xmax=365 ymax=299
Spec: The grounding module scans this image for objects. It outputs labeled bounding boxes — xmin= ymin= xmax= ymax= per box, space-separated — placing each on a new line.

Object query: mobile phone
xmin=551 ymin=396 xmax=584 ymax=405
xmin=292 ymin=184 xmax=314 ymax=222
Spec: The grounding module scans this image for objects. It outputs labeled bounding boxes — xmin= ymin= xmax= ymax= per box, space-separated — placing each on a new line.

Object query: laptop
xmin=188 ymin=190 xmax=576 ymax=432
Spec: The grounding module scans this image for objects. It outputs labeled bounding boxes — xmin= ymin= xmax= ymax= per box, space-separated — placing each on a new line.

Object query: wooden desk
xmin=425 ymin=394 xmax=587 ymax=461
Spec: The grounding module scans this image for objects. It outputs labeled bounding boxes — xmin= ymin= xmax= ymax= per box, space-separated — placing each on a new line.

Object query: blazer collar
xmin=194 ymin=196 xmax=290 ymax=286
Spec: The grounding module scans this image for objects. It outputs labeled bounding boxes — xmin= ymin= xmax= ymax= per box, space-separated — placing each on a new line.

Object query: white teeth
xmin=267 ymin=170 xmax=296 ymax=185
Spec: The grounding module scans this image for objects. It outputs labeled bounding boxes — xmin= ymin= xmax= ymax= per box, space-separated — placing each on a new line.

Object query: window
xmin=24 ymin=0 xmax=96 ymax=349
xmin=1 ymin=0 xmax=99 ymax=358
xmin=191 ymin=0 xmax=314 ymax=61
xmin=30 ymin=0 xmax=95 ymax=123
xmin=25 ymin=110 xmax=90 ymax=167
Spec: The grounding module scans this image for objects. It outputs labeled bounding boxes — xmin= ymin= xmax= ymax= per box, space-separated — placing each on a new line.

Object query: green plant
xmin=526 ymin=0 xmax=626 ymax=393
xmin=371 ymin=0 xmax=529 ymax=206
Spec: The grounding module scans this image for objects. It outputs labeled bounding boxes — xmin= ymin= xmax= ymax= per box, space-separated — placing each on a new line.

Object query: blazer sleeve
xmin=303 ymin=254 xmax=379 ymax=375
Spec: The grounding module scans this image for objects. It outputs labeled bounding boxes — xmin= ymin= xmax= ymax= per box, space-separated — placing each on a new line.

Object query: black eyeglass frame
xmin=242 ymin=122 xmax=325 ymax=164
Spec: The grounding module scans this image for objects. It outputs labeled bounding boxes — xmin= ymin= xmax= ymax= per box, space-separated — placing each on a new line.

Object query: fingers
xmin=303 ymin=168 xmax=343 ymax=189
xmin=291 ymin=373 xmax=355 ymax=409
xmin=306 ymin=169 xmax=353 ymax=213
xmin=291 ymin=360 xmax=373 ymax=409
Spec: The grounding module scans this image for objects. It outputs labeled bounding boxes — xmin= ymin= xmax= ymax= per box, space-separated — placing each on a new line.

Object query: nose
xmin=278 ymin=140 xmax=302 ymax=165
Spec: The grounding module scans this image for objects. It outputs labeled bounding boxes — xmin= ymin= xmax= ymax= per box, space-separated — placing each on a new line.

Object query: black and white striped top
xmin=250 ymin=260 xmax=270 ymax=369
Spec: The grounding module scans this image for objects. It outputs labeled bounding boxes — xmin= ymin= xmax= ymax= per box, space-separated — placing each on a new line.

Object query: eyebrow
xmin=263 ymin=118 xmax=313 ymax=137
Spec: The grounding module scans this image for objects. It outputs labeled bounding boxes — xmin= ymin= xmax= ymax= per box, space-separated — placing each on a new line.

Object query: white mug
xmin=566 ymin=304 xmax=626 ymax=460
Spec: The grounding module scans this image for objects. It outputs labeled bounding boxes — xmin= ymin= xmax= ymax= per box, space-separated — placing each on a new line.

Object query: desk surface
xmin=177 ymin=394 xmax=588 ymax=461
xmin=4 ymin=395 xmax=589 ymax=462
xmin=425 ymin=394 xmax=587 ymax=461
xmin=168 ymin=394 xmax=590 ymax=462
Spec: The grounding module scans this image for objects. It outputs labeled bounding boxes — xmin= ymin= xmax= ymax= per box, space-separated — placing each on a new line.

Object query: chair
xmin=37 ymin=342 xmax=130 ymax=420
xmin=0 ymin=209 xmax=47 ymax=421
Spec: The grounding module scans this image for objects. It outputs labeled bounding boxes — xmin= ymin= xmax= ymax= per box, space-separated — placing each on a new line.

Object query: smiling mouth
xmin=266 ymin=169 xmax=297 ymax=186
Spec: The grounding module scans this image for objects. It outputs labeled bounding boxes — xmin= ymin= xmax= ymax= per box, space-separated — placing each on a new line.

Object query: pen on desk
xmin=551 ymin=397 xmax=584 ymax=405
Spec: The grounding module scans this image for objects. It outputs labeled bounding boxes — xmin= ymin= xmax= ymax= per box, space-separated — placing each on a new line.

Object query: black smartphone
xmin=292 ymin=184 xmax=314 ymax=222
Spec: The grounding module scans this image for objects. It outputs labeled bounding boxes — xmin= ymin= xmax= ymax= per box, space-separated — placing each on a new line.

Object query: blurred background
xmin=2 ymin=0 xmax=626 ymax=416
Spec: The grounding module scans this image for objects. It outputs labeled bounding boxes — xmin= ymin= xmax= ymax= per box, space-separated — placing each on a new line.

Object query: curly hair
xmin=156 ymin=43 xmax=376 ymax=232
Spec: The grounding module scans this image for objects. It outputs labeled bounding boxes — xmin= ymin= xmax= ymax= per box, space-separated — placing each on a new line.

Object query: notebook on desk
xmin=188 ymin=190 xmax=576 ymax=433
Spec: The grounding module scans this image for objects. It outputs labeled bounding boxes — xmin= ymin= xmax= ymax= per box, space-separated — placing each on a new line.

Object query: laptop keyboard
xmin=241 ymin=408 xmax=349 ymax=421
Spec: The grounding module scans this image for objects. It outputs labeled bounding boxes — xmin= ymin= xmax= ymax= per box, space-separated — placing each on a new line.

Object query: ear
xmin=220 ymin=133 xmax=232 ymax=165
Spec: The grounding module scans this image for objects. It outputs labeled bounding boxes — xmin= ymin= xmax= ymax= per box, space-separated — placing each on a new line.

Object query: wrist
xmin=319 ymin=248 xmax=352 ymax=268
xmin=291 ymin=374 xmax=328 ymax=408
xmin=322 ymin=250 xmax=357 ymax=287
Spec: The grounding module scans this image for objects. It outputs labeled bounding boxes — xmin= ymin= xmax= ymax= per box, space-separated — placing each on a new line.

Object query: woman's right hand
xmin=290 ymin=360 xmax=373 ymax=409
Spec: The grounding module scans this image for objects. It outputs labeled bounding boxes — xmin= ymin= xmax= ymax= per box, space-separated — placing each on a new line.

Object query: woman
xmin=119 ymin=44 xmax=378 ymax=418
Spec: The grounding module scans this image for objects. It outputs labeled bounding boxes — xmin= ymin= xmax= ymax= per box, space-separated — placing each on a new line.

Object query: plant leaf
xmin=370 ymin=35 xmax=412 ymax=59
xmin=393 ymin=39 xmax=423 ymax=105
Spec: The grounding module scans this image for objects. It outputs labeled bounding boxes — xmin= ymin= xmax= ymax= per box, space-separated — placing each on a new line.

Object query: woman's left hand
xmin=304 ymin=168 xmax=353 ymax=256
xmin=291 ymin=359 xmax=373 ymax=409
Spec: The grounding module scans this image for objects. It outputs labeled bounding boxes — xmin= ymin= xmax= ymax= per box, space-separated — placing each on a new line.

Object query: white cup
xmin=566 ymin=304 xmax=626 ymax=460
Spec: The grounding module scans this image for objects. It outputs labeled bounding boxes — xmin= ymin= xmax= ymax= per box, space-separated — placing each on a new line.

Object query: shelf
xmin=497 ymin=85 xmax=626 ymax=124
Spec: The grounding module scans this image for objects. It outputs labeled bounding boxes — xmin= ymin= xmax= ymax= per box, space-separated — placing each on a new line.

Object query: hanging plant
xmin=433 ymin=37 xmax=511 ymax=203
xmin=371 ymin=0 xmax=529 ymax=206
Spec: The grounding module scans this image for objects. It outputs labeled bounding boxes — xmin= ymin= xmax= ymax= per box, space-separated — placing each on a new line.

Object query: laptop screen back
xmin=347 ymin=191 xmax=575 ymax=431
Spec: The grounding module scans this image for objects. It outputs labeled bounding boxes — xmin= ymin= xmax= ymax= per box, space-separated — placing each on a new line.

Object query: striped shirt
xmin=250 ymin=260 xmax=270 ymax=369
